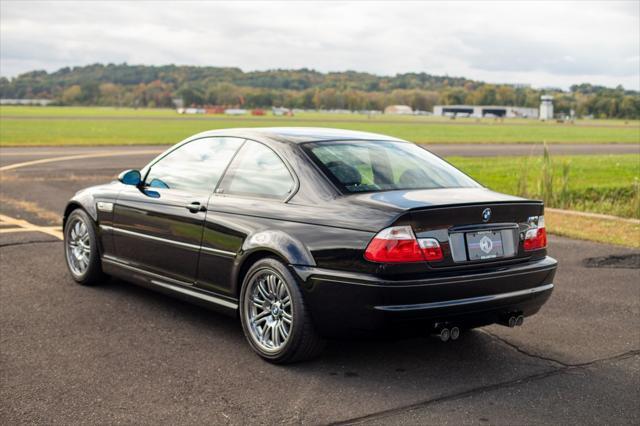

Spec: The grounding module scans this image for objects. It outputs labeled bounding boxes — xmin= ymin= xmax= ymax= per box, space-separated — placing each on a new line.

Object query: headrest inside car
xmin=326 ymin=161 xmax=362 ymax=187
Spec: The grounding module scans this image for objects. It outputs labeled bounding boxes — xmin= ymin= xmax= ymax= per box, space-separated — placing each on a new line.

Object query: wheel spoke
xmin=254 ymin=315 xmax=269 ymax=325
xmin=271 ymin=323 xmax=278 ymax=346
xmin=259 ymin=325 xmax=268 ymax=344
xmin=257 ymin=280 xmax=270 ymax=300
xmin=265 ymin=324 xmax=272 ymax=345
xmin=267 ymin=274 xmax=276 ymax=294
xmin=278 ymin=322 xmax=289 ymax=339
xmin=276 ymin=280 xmax=284 ymax=298
xmin=254 ymin=310 xmax=269 ymax=320
xmin=273 ymin=324 xmax=281 ymax=347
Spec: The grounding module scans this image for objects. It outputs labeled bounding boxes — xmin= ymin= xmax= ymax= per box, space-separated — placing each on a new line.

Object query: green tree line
xmin=1 ymin=63 xmax=638 ymax=118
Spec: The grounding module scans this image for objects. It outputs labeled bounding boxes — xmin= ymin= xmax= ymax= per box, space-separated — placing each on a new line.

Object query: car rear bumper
xmin=292 ymin=256 xmax=557 ymax=337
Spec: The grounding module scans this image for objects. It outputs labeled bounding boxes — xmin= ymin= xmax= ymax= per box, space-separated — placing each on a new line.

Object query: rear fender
xmin=231 ymin=230 xmax=315 ymax=294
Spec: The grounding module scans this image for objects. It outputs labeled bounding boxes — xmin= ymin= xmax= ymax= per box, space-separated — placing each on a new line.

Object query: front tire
xmin=239 ymin=258 xmax=325 ymax=363
xmin=64 ymin=209 xmax=105 ymax=285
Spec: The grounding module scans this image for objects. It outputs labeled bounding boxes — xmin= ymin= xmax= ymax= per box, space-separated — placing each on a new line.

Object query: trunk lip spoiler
xmin=403 ymin=200 xmax=544 ymax=214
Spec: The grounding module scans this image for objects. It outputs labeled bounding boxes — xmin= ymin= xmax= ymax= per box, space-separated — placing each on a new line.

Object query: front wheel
xmin=239 ymin=258 xmax=325 ymax=364
xmin=64 ymin=209 xmax=105 ymax=285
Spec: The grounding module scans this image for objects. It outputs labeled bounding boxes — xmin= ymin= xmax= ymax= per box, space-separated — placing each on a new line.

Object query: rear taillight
xmin=364 ymin=226 xmax=443 ymax=263
xmin=524 ymin=215 xmax=547 ymax=251
xmin=418 ymin=237 xmax=444 ymax=261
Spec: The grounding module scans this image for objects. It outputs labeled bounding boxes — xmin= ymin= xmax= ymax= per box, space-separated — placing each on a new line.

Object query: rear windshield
xmin=303 ymin=140 xmax=480 ymax=193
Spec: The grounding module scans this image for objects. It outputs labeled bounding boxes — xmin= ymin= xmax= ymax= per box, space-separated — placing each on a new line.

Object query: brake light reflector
xmin=418 ymin=238 xmax=444 ymax=261
xmin=364 ymin=226 xmax=443 ymax=263
xmin=524 ymin=215 xmax=547 ymax=251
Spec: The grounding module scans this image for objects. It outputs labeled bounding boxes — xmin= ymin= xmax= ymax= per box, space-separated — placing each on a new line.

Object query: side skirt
xmin=102 ymin=256 xmax=238 ymax=316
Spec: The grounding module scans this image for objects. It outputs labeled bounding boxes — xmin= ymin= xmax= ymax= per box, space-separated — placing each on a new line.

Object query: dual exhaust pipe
xmin=433 ymin=312 xmax=525 ymax=341
xmin=500 ymin=312 xmax=525 ymax=328
xmin=433 ymin=324 xmax=461 ymax=342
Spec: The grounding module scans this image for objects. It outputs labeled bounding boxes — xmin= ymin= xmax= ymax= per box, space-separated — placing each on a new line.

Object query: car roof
xmin=188 ymin=127 xmax=406 ymax=144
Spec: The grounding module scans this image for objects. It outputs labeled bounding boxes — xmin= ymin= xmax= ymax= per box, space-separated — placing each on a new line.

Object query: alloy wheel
xmin=65 ymin=218 xmax=91 ymax=276
xmin=244 ymin=269 xmax=293 ymax=353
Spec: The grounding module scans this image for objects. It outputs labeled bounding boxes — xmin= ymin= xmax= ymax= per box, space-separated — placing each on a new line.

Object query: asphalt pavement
xmin=0 ymin=146 xmax=638 ymax=425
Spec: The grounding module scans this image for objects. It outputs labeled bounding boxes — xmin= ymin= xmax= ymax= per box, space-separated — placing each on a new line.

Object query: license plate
xmin=466 ymin=230 xmax=504 ymax=260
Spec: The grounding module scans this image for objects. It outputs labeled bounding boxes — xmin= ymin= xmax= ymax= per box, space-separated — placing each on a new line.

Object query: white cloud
xmin=1 ymin=0 xmax=638 ymax=89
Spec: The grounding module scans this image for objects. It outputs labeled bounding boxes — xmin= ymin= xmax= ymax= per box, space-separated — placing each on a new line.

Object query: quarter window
xmin=219 ymin=141 xmax=294 ymax=199
xmin=145 ymin=137 xmax=244 ymax=192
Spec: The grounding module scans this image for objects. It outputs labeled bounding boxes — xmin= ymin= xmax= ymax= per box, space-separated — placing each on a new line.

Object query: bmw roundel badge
xmin=482 ymin=208 xmax=492 ymax=222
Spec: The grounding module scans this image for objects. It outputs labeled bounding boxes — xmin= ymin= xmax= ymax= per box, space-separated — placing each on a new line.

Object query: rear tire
xmin=239 ymin=258 xmax=325 ymax=364
xmin=63 ymin=209 xmax=105 ymax=286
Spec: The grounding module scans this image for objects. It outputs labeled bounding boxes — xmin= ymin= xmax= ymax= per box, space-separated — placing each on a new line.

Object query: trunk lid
xmin=395 ymin=200 xmax=544 ymax=272
xmin=354 ymin=188 xmax=546 ymax=276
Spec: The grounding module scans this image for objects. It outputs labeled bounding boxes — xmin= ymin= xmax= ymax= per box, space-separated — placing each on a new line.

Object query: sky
xmin=1 ymin=1 xmax=639 ymax=90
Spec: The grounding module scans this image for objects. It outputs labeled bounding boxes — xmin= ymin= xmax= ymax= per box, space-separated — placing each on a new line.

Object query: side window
xmin=145 ymin=137 xmax=244 ymax=192
xmin=219 ymin=141 xmax=294 ymax=199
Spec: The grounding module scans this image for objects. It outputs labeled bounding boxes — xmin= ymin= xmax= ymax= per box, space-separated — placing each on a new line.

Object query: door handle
xmin=186 ymin=201 xmax=206 ymax=213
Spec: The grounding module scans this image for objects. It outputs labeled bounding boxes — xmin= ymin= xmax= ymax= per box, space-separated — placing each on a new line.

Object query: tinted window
xmin=304 ymin=140 xmax=480 ymax=193
xmin=219 ymin=141 xmax=294 ymax=199
xmin=145 ymin=137 xmax=243 ymax=192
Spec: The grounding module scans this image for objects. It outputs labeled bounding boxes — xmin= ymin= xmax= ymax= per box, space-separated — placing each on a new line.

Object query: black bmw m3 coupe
xmin=63 ymin=127 xmax=557 ymax=363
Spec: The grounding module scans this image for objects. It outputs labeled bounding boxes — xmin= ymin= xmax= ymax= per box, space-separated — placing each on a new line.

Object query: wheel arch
xmin=232 ymin=230 xmax=316 ymax=297
xmin=63 ymin=191 xmax=99 ymax=229
xmin=63 ymin=201 xmax=95 ymax=229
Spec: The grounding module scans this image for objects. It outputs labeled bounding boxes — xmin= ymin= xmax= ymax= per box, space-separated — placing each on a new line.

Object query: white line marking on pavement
xmin=0 ymin=150 xmax=161 ymax=172
xmin=0 ymin=214 xmax=63 ymax=240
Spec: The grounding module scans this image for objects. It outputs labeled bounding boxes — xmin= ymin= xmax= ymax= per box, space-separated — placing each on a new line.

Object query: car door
xmin=112 ymin=137 xmax=245 ymax=284
xmin=196 ymin=140 xmax=296 ymax=295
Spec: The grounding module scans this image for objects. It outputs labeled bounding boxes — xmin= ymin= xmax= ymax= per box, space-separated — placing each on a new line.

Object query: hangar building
xmin=432 ymin=105 xmax=538 ymax=118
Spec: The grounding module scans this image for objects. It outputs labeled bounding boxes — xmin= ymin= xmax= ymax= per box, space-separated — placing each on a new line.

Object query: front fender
xmin=63 ymin=191 xmax=98 ymax=227
xmin=62 ymin=182 xmax=121 ymax=228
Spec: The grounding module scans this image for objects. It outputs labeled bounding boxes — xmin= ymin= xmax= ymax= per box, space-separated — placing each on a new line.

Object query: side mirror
xmin=118 ymin=169 xmax=141 ymax=186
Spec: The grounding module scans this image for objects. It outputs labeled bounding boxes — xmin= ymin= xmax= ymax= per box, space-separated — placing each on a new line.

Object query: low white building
xmin=177 ymin=107 xmax=205 ymax=114
xmin=384 ymin=105 xmax=413 ymax=115
xmin=0 ymin=98 xmax=53 ymax=106
xmin=224 ymin=109 xmax=247 ymax=116
xmin=433 ymin=105 xmax=538 ymax=118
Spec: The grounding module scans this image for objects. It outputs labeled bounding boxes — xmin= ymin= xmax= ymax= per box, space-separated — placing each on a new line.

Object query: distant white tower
xmin=540 ymin=95 xmax=554 ymax=120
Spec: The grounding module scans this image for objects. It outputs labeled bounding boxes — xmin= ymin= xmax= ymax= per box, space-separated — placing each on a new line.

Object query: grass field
xmin=1 ymin=106 xmax=639 ymax=146
xmin=544 ymin=210 xmax=639 ymax=249
xmin=449 ymin=155 xmax=640 ymax=219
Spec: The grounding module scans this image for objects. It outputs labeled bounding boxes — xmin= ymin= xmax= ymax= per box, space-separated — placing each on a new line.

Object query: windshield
xmin=304 ymin=140 xmax=481 ymax=193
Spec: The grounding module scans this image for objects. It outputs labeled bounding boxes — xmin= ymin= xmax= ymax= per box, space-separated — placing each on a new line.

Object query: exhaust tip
xmin=515 ymin=315 xmax=524 ymax=326
xmin=450 ymin=326 xmax=460 ymax=340
xmin=439 ymin=328 xmax=450 ymax=342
